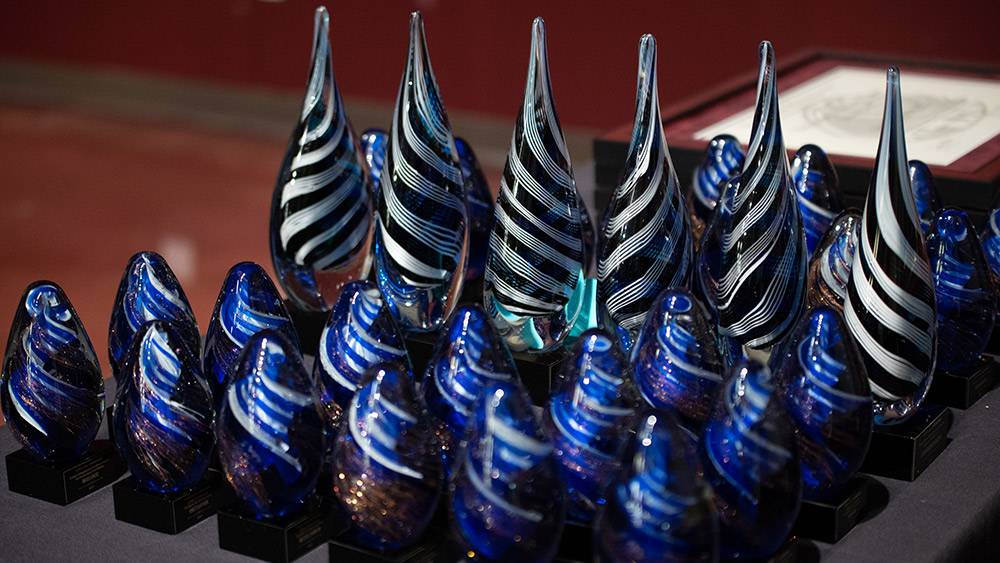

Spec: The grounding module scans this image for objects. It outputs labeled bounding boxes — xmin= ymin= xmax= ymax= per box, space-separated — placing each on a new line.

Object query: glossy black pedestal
xmin=5 ymin=439 xmax=125 ymax=505
xmin=792 ymin=477 xmax=869 ymax=543
xmin=860 ymin=404 xmax=951 ymax=481
xmin=113 ymin=472 xmax=222 ymax=534
xmin=217 ymin=496 xmax=336 ymax=563
xmin=925 ymin=357 xmax=996 ymax=409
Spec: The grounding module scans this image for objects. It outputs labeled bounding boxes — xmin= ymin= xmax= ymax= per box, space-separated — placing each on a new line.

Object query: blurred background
xmin=1 ymin=0 xmax=999 ymax=385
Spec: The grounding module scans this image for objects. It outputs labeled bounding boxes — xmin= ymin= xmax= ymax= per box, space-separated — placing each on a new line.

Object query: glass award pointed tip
xmin=314 ymin=6 xmax=329 ymax=34
xmin=3 ymin=281 xmax=104 ymax=462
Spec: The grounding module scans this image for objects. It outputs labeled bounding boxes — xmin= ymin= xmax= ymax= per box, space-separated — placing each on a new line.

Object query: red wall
xmin=3 ymin=1 xmax=999 ymax=131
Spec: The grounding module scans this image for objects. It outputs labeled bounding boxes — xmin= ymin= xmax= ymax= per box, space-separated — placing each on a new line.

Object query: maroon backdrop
xmin=2 ymin=1 xmax=999 ymax=131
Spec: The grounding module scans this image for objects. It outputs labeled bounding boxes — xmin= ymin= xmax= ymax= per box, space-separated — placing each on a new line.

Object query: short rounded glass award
xmin=422 ymin=303 xmax=517 ymax=477
xmin=332 ymin=362 xmax=443 ymax=549
xmin=771 ymin=307 xmax=872 ymax=500
xmin=543 ymin=329 xmax=640 ymax=521
xmin=217 ymin=330 xmax=326 ymax=518
xmin=113 ymin=321 xmax=214 ymax=492
xmin=632 ymin=288 xmax=726 ymax=435
xmin=699 ymin=359 xmax=801 ymax=559
xmin=2 ymin=281 xmax=104 ymax=462
xmin=925 ymin=207 xmax=996 ymax=372
xmin=109 ymin=251 xmax=199 ymax=381
xmin=791 ymin=144 xmax=845 ymax=256
xmin=806 ymin=208 xmax=862 ymax=311
xmin=312 ymin=280 xmax=408 ymax=430
xmin=204 ymin=262 xmax=299 ymax=413
xmin=594 ymin=409 xmax=718 ymax=563
xmin=450 ymin=378 xmax=566 ymax=562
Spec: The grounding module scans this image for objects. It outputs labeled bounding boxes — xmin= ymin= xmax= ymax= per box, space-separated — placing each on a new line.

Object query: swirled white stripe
xmin=658 ymin=326 xmax=724 ymax=383
xmin=138 ymin=329 xmax=197 ymax=441
xmin=128 ymin=256 xmax=188 ymax=331
xmin=348 ymin=389 xmax=423 ymax=480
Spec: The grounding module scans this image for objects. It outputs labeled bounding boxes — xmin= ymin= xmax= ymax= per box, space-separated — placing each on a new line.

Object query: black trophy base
xmin=328 ymin=529 xmax=444 ymax=563
xmin=555 ymin=520 xmax=592 ymax=563
xmin=985 ymin=325 xmax=1000 ymax=357
xmin=405 ymin=331 xmax=439 ymax=382
xmin=5 ymin=439 xmax=126 ymax=505
xmin=860 ymin=403 xmax=951 ymax=481
xmin=218 ymin=496 xmax=336 ymax=563
xmin=791 ymin=477 xmax=869 ymax=543
xmin=925 ymin=356 xmax=996 ymax=409
xmin=113 ymin=471 xmax=222 ymax=534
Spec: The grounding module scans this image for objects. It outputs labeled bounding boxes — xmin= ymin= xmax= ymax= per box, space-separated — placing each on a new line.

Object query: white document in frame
xmin=694 ymin=66 xmax=1000 ymax=167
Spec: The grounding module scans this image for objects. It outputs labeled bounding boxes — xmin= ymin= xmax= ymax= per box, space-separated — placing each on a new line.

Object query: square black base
xmin=860 ymin=404 xmax=951 ymax=481
xmin=791 ymin=477 xmax=868 ymax=543
xmin=5 ymin=439 xmax=126 ymax=505
xmin=985 ymin=325 xmax=1000 ymax=357
xmin=405 ymin=331 xmax=440 ymax=381
xmin=925 ymin=357 xmax=996 ymax=409
xmin=328 ymin=529 xmax=444 ymax=563
xmin=113 ymin=471 xmax=222 ymax=534
xmin=105 ymin=405 xmax=115 ymax=445
xmin=218 ymin=496 xmax=337 ymax=563
xmin=555 ymin=520 xmax=592 ymax=563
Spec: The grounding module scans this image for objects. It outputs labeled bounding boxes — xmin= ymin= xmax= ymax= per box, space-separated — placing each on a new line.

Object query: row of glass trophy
xmin=4 ymin=5 xmax=999 ymax=562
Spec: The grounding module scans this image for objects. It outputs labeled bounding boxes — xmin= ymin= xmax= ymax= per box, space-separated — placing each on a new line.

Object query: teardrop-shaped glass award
xmin=313 ymin=280 xmax=408 ymax=430
xmin=771 ymin=307 xmax=872 ymax=500
xmin=633 ymin=288 xmax=725 ymax=435
xmin=699 ymin=359 xmax=801 ymax=559
xmin=593 ymin=410 xmax=718 ymax=563
xmin=451 ymin=378 xmax=566 ymax=562
xmin=422 ymin=303 xmax=516 ymax=476
xmin=909 ymin=160 xmax=943 ymax=232
xmin=806 ymin=208 xmax=862 ymax=311
xmin=332 ymin=362 xmax=443 ymax=549
xmin=2 ymin=281 xmax=104 ymax=462
xmin=374 ymin=11 xmax=468 ymax=333
xmin=204 ymin=262 xmax=300 ymax=413
xmin=484 ymin=17 xmax=585 ymax=354
xmin=925 ymin=207 xmax=997 ymax=371
xmin=598 ymin=35 xmax=693 ymax=354
xmin=791 ymin=144 xmax=845 ymax=256
xmin=113 ymin=321 xmax=214 ymax=492
xmin=543 ymin=329 xmax=640 ymax=522
xmin=689 ymin=134 xmax=744 ymax=243
xmin=270 ymin=7 xmax=374 ymax=314
xmin=457 ymin=137 xmax=496 ymax=282
xmin=845 ymin=68 xmax=937 ymax=425
xmin=360 ymin=128 xmax=389 ymax=195
xmin=717 ymin=42 xmax=807 ymax=351
xmin=109 ymin=251 xmax=199 ymax=381
xmin=979 ymin=195 xmax=1000 ymax=279
xmin=217 ymin=330 xmax=326 ymax=518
